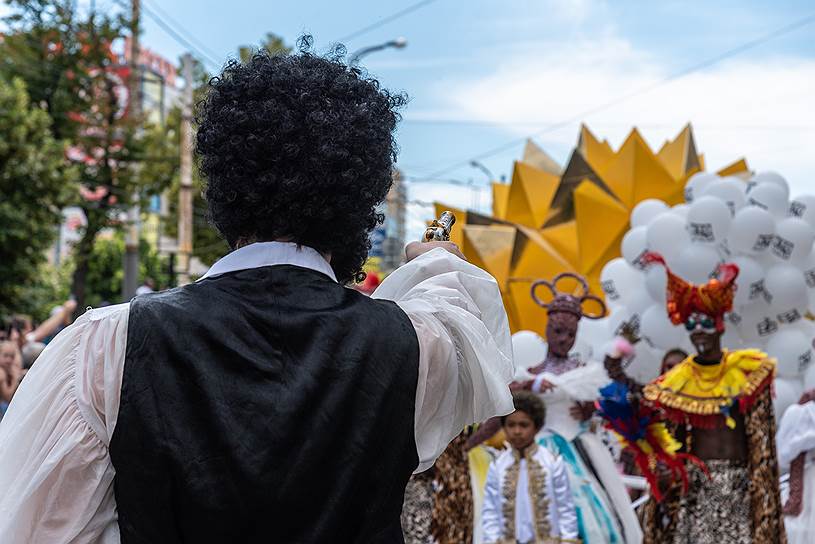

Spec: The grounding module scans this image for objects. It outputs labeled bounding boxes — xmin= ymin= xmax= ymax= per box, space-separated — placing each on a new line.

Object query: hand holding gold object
xmin=422 ymin=211 xmax=456 ymax=242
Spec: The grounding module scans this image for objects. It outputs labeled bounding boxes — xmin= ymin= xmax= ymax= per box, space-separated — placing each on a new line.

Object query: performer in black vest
xmin=0 ymin=38 xmax=514 ymax=543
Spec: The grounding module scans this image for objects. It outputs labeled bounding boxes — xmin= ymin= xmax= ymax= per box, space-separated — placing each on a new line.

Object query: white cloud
xmin=430 ymin=33 xmax=815 ymax=200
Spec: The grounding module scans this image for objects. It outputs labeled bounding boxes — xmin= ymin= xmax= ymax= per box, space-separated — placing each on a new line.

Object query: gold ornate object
xmin=423 ymin=211 xmax=456 ymax=242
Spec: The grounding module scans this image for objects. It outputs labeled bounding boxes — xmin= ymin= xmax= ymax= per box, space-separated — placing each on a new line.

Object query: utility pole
xmin=123 ymin=0 xmax=141 ymax=300
xmin=177 ymin=53 xmax=194 ymax=285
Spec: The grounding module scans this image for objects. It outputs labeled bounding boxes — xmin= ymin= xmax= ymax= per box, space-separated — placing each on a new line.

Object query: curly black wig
xmin=195 ymin=36 xmax=407 ymax=283
xmin=501 ymin=390 xmax=546 ymax=429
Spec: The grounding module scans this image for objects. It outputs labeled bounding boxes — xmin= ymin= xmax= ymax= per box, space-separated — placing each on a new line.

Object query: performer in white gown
xmin=0 ymin=43 xmax=514 ymax=544
xmin=777 ymin=389 xmax=815 ymax=544
xmin=516 ymin=273 xmax=642 ymax=544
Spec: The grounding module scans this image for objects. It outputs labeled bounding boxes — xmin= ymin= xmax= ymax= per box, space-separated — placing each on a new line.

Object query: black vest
xmin=109 ymin=265 xmax=420 ymax=543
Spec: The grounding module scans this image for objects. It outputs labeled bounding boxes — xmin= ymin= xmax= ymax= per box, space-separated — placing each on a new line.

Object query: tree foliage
xmin=1 ymin=0 xmax=174 ymax=311
xmin=0 ymin=76 xmax=77 ymax=317
xmin=73 ymin=234 xmax=170 ymax=308
xmin=238 ymin=32 xmax=291 ymax=63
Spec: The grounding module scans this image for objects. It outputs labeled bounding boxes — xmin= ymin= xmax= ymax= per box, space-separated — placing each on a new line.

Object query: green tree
xmin=0 ymin=76 xmax=77 ymax=317
xmin=1 ymin=0 xmax=173 ymax=311
xmin=75 ymin=234 xmax=169 ymax=307
xmin=238 ymin=32 xmax=291 ymax=62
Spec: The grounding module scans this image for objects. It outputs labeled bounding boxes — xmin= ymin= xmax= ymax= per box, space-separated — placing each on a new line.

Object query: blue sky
xmin=4 ymin=0 xmax=815 ymax=239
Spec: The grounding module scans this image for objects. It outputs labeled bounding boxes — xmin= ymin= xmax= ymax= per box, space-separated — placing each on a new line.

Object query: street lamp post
xmin=348 ymin=37 xmax=408 ymax=67
xmin=469 ymin=160 xmax=495 ymax=183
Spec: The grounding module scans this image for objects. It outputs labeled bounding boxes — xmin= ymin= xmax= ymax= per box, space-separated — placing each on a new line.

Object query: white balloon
xmin=621 ymin=226 xmax=649 ymax=269
xmin=765 ymin=264 xmax=808 ymax=324
xmin=732 ymin=255 xmax=767 ymax=307
xmin=600 ymin=258 xmax=642 ymax=306
xmin=646 ymin=213 xmax=690 ymax=262
xmin=684 ymin=172 xmax=718 ymax=203
xmin=607 ymin=309 xmax=629 ymax=339
xmin=772 ymin=217 xmax=815 ymax=265
xmin=626 ymin=343 xmax=664 ymax=384
xmin=701 ymin=178 xmax=746 ymax=216
xmin=735 ymin=309 xmax=780 ymax=343
xmin=628 ymin=288 xmax=654 ymax=316
xmin=570 ymin=337 xmax=593 ymax=363
xmin=794 ymin=320 xmax=815 ymax=367
xmin=673 ymin=244 xmax=722 ymax=284
xmin=789 ymin=195 xmax=815 ymax=229
xmin=577 ymin=317 xmax=611 ymax=358
xmin=746 ymin=183 xmax=788 ymax=217
xmin=774 ymin=377 xmax=804 ymax=422
xmin=645 ymin=265 xmax=667 ymax=304
xmin=607 ymin=305 xmax=646 ymax=341
xmin=805 ymin=364 xmax=815 ymax=392
xmin=749 ymin=171 xmax=790 ymax=200
xmin=512 ymin=331 xmax=547 ymax=375
xmin=767 ymin=329 xmax=813 ymax=378
xmin=686 ymin=196 xmax=732 ymax=244
xmin=641 ymin=305 xmax=684 ymax=351
xmin=631 ymin=199 xmax=669 ymax=228
xmin=721 ymin=324 xmax=744 ymax=351
xmin=727 ymin=206 xmax=776 ymax=255
xmin=671 ymin=203 xmax=690 ymax=219
xmin=802 ymin=252 xmax=815 ymax=310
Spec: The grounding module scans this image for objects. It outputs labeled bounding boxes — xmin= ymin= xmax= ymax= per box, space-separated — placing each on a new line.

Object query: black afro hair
xmin=195 ymin=36 xmax=407 ymax=283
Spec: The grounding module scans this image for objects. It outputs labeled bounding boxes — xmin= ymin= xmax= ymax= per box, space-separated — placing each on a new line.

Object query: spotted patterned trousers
xmin=672 ymin=460 xmax=752 ymax=544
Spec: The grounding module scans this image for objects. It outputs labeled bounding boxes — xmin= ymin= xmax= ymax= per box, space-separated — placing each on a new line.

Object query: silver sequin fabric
xmin=672 ymin=460 xmax=752 ymax=544
xmin=401 ymin=471 xmax=435 ymax=544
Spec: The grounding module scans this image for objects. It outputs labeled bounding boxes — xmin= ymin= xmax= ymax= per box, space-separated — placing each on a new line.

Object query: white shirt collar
xmin=197 ymin=241 xmax=337 ymax=282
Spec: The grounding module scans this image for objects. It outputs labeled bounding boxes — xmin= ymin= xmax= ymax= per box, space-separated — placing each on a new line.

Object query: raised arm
xmin=373 ymin=245 xmax=514 ymax=472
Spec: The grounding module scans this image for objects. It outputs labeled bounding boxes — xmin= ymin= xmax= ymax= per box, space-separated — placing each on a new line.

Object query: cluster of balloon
xmin=582 ymin=171 xmax=815 ymax=421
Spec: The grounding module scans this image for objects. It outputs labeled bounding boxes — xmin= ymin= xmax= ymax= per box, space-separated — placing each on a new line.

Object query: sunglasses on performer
xmin=684 ymin=315 xmax=716 ymax=332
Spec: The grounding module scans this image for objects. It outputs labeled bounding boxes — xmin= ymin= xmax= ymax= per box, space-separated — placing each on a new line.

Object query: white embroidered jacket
xmin=482 ymin=443 xmax=579 ymax=543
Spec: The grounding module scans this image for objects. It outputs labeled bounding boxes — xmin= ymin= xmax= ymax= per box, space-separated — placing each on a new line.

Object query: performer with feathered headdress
xmin=635 ymin=252 xmax=786 ymax=544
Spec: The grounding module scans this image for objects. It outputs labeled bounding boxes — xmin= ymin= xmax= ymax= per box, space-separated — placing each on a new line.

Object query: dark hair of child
xmin=500 ymin=390 xmax=546 ymax=429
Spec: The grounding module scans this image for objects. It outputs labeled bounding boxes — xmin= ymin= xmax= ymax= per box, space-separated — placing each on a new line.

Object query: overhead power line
xmin=142 ymin=0 xmax=223 ymax=63
xmin=336 ymin=0 xmax=439 ymax=43
xmin=113 ymin=0 xmax=222 ymax=72
xmin=422 ymin=10 xmax=815 ymax=180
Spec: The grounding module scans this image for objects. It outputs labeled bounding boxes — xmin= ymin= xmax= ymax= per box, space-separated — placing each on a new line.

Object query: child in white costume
xmin=483 ymin=391 xmax=579 ymax=543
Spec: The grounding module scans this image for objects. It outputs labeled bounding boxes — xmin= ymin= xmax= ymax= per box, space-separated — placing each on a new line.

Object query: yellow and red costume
xmin=637 ymin=252 xmax=786 ymax=544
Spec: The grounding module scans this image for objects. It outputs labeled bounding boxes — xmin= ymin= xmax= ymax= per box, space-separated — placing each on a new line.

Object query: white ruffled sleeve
xmin=777 ymin=401 xmax=815 ymax=468
xmin=0 ymin=303 xmax=129 ymax=543
xmin=373 ymin=248 xmax=514 ymax=472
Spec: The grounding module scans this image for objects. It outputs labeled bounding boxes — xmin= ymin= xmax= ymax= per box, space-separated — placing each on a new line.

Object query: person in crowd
xmin=135 ymin=278 xmax=156 ymax=296
xmin=21 ymin=342 xmax=46 ymax=370
xmin=482 ymin=390 xmax=578 ymax=543
xmin=777 ymin=388 xmax=815 ymax=544
xmin=5 ymin=299 xmax=77 ymax=350
xmin=0 ymin=38 xmax=514 ymax=543
xmin=0 ymin=340 xmax=23 ymax=419
xmin=520 ymin=273 xmax=642 ymax=543
xmin=659 ymin=348 xmax=687 ymax=375
xmin=470 ymin=273 xmax=642 ymax=543
xmin=637 ymin=253 xmax=784 ymax=544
